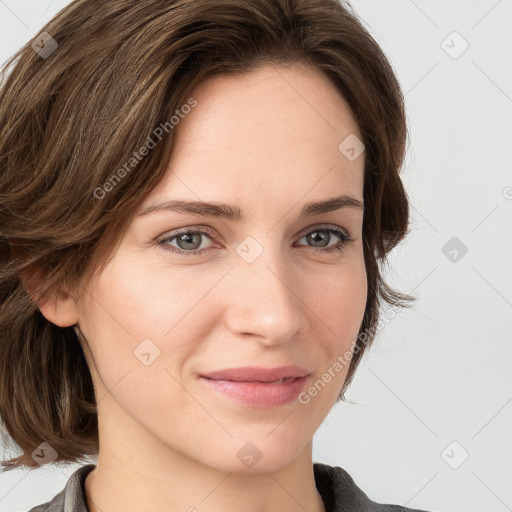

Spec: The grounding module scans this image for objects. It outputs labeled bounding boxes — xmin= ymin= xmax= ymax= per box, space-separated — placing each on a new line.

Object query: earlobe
xmin=38 ymin=287 xmax=79 ymax=327
xmin=20 ymin=269 xmax=79 ymax=327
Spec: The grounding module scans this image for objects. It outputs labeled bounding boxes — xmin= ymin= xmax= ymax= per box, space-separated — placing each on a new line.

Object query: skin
xmin=37 ymin=62 xmax=367 ymax=512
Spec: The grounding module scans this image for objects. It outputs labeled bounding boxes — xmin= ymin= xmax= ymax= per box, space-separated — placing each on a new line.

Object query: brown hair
xmin=0 ymin=0 xmax=415 ymax=471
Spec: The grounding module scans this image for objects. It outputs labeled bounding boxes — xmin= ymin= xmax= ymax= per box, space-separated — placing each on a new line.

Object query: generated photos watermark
xmin=93 ymin=97 xmax=198 ymax=200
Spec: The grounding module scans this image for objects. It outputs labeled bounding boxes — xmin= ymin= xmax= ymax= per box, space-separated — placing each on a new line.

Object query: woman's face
xmin=74 ymin=62 xmax=367 ymax=473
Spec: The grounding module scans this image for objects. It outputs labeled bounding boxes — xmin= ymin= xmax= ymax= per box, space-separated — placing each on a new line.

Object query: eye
xmin=156 ymin=225 xmax=354 ymax=256
xmin=157 ymin=227 xmax=217 ymax=256
xmin=295 ymin=225 xmax=353 ymax=254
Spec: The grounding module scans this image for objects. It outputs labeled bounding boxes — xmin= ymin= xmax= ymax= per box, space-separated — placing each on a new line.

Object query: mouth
xmin=200 ymin=365 xmax=311 ymax=383
xmin=198 ymin=369 xmax=310 ymax=408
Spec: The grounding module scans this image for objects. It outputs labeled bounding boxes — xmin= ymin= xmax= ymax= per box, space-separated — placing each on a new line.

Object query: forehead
xmin=146 ymin=62 xmax=364 ymax=209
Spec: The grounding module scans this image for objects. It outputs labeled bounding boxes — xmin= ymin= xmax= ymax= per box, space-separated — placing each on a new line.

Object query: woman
xmin=0 ymin=0 xmax=429 ymax=511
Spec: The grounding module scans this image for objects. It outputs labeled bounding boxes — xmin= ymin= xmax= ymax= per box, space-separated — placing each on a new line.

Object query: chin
xmin=194 ymin=431 xmax=309 ymax=475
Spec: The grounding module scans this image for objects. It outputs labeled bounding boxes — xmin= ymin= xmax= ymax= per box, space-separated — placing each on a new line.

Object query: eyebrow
xmin=137 ymin=194 xmax=364 ymax=220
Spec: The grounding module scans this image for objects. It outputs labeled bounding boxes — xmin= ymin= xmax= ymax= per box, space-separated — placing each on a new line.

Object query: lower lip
xmin=199 ymin=376 xmax=309 ymax=408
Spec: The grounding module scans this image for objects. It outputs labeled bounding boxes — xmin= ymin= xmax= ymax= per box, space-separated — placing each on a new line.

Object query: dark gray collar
xmin=28 ymin=463 xmax=95 ymax=512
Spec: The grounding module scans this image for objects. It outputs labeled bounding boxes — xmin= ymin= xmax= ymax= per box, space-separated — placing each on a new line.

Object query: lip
xmin=201 ymin=365 xmax=311 ymax=382
xmin=199 ymin=365 xmax=311 ymax=408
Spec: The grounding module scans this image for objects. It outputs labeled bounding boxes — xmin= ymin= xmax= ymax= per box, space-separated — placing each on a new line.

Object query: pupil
xmin=308 ymin=230 xmax=328 ymax=247
xmin=178 ymin=233 xmax=200 ymax=250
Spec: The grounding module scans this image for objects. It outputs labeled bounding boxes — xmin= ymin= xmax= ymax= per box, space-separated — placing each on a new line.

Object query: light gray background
xmin=0 ymin=1 xmax=511 ymax=511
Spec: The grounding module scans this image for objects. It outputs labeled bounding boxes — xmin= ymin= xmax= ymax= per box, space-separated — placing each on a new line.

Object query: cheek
xmin=76 ymin=263 xmax=200 ymax=428
xmin=90 ymin=253 xmax=225 ymax=339
xmin=292 ymin=257 xmax=367 ymax=384
xmin=77 ymin=254 xmax=225 ymax=390
xmin=307 ymin=260 xmax=367 ymax=343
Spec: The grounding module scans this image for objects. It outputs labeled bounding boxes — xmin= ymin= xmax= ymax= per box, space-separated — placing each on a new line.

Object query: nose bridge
xmin=226 ymin=235 xmax=307 ymax=340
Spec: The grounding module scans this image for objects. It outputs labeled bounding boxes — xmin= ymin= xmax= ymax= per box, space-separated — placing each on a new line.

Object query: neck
xmin=84 ymin=399 xmax=326 ymax=512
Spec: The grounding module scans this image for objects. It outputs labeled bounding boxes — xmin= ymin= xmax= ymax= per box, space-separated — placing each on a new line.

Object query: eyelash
xmin=155 ymin=225 xmax=354 ymax=257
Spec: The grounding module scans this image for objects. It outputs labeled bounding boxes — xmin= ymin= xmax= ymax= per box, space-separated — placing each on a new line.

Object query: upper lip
xmin=201 ymin=365 xmax=311 ymax=383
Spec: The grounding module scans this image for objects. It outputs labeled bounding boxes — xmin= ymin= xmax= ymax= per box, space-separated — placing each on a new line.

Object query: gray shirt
xmin=27 ymin=462 xmax=431 ymax=512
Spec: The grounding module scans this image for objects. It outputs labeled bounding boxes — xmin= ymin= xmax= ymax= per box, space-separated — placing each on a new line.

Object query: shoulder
xmin=313 ymin=462 xmax=432 ymax=512
xmin=26 ymin=464 xmax=96 ymax=512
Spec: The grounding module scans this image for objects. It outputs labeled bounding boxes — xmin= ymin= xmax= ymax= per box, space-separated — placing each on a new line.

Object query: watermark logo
xmin=236 ymin=442 xmax=263 ymax=468
xmin=441 ymin=441 xmax=469 ymax=469
xmin=441 ymin=236 xmax=468 ymax=263
xmin=133 ymin=338 xmax=161 ymax=366
xmin=338 ymin=134 xmax=365 ymax=162
xmin=31 ymin=441 xmax=58 ymax=465
xmin=236 ymin=236 xmax=264 ymax=264
xmin=441 ymin=31 xmax=469 ymax=60
xmin=32 ymin=32 xmax=58 ymax=59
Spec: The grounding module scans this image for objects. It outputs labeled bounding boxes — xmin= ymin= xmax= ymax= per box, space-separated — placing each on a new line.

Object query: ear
xmin=20 ymin=268 xmax=79 ymax=328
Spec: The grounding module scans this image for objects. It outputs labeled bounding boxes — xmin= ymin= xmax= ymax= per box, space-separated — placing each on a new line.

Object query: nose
xmin=223 ymin=243 xmax=310 ymax=346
